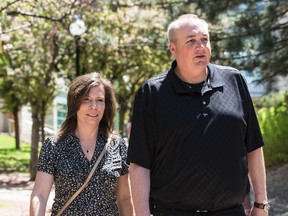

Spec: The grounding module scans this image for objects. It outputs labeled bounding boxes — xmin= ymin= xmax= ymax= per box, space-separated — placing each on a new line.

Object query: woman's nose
xmin=90 ymin=100 xmax=98 ymax=108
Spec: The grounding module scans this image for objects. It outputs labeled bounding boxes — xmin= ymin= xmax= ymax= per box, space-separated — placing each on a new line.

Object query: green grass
xmin=0 ymin=134 xmax=30 ymax=173
xmin=0 ymin=201 xmax=5 ymax=208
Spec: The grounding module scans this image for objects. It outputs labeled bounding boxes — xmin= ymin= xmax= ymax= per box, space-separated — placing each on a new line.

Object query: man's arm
xmin=130 ymin=163 xmax=151 ymax=216
xmin=116 ymin=174 xmax=135 ymax=216
xmin=248 ymin=147 xmax=268 ymax=216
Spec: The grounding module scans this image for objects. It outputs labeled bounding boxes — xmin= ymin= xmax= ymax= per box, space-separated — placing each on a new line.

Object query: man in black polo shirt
xmin=128 ymin=14 xmax=269 ymax=216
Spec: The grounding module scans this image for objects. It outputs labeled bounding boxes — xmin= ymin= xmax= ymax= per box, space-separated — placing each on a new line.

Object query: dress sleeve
xmin=119 ymin=138 xmax=129 ymax=175
xmin=37 ymin=137 xmax=57 ymax=175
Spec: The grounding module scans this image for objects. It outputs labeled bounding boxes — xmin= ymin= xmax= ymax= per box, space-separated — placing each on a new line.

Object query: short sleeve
xmin=127 ymin=85 xmax=155 ymax=169
xmin=119 ymin=138 xmax=129 ymax=175
xmin=37 ymin=137 xmax=57 ymax=175
xmin=237 ymin=74 xmax=264 ymax=152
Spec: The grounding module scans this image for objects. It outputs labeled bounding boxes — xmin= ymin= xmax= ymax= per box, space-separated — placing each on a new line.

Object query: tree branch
xmin=0 ymin=0 xmax=21 ymax=13
xmin=6 ymin=10 xmax=70 ymax=22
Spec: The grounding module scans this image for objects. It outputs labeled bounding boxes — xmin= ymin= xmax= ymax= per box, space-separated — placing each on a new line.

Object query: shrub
xmin=256 ymin=91 xmax=288 ymax=167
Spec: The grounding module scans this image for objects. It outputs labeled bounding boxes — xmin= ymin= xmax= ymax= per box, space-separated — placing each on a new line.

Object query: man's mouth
xmin=195 ymin=55 xmax=205 ymax=58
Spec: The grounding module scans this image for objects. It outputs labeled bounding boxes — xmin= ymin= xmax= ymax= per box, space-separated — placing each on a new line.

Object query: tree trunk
xmin=30 ymin=104 xmax=40 ymax=181
xmin=12 ymin=106 xmax=20 ymax=150
xmin=41 ymin=108 xmax=45 ymax=143
xmin=119 ymin=107 xmax=127 ymax=136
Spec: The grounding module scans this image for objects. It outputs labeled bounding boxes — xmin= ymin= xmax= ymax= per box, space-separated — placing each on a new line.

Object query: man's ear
xmin=169 ymin=43 xmax=176 ymax=56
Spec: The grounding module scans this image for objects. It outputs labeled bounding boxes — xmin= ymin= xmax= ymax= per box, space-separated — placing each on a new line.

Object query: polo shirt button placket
xmin=202 ymin=99 xmax=208 ymax=117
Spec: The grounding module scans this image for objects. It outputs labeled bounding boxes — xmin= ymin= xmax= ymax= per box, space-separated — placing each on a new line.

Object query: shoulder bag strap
xmin=56 ymin=137 xmax=112 ymax=216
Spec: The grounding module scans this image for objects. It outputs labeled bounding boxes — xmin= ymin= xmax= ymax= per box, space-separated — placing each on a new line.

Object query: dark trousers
xmin=153 ymin=204 xmax=246 ymax=216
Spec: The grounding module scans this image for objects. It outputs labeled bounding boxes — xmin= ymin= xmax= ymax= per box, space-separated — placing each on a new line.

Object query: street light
xmin=69 ymin=15 xmax=86 ymax=77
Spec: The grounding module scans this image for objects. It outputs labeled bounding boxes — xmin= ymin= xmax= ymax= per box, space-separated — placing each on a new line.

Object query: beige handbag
xmin=56 ymin=137 xmax=111 ymax=216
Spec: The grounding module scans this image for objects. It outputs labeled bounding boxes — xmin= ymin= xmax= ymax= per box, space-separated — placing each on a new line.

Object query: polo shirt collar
xmin=168 ymin=60 xmax=224 ymax=94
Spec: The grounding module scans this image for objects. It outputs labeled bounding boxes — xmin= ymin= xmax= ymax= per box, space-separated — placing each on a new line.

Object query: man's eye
xmin=202 ymin=38 xmax=208 ymax=42
xmin=187 ymin=39 xmax=195 ymax=44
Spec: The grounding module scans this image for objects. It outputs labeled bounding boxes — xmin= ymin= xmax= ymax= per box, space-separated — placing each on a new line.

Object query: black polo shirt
xmin=128 ymin=61 xmax=264 ymax=211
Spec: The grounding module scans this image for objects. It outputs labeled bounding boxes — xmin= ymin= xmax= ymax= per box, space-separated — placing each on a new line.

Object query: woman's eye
xmin=83 ymin=98 xmax=90 ymax=103
xmin=82 ymin=98 xmax=105 ymax=105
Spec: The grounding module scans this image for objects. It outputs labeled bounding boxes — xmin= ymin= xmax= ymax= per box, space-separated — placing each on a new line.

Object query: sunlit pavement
xmin=0 ymin=173 xmax=54 ymax=216
xmin=0 ymin=187 xmax=54 ymax=216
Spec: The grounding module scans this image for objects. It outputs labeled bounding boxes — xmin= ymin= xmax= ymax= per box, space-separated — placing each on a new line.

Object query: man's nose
xmin=196 ymin=40 xmax=204 ymax=48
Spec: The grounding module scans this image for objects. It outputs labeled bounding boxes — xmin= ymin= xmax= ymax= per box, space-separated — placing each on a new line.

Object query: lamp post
xmin=69 ymin=16 xmax=86 ymax=77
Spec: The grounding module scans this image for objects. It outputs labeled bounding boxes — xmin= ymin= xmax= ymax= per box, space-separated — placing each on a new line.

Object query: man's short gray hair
xmin=167 ymin=14 xmax=209 ymax=43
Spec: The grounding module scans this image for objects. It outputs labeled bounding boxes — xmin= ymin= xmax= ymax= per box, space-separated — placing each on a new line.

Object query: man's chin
xmin=193 ymin=61 xmax=209 ymax=68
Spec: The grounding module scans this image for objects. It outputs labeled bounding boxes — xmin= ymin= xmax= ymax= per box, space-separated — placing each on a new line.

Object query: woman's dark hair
xmin=57 ymin=72 xmax=117 ymax=142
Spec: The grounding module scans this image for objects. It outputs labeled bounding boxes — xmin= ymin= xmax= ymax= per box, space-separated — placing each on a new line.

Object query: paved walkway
xmin=0 ymin=173 xmax=54 ymax=216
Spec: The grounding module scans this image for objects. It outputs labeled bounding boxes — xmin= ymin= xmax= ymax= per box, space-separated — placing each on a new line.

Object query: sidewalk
xmin=0 ymin=173 xmax=54 ymax=216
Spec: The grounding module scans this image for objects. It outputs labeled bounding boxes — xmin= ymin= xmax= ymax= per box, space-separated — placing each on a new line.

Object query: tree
xmin=1 ymin=0 xmax=74 ymax=180
xmin=21 ymin=22 xmax=70 ymax=180
xmin=62 ymin=1 xmax=171 ymax=133
xmin=228 ymin=0 xmax=288 ymax=88
xmin=0 ymin=68 xmax=27 ymax=149
xmin=0 ymin=13 xmax=29 ymax=149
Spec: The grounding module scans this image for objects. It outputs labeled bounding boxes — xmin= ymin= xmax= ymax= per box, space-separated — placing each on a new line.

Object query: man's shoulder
xmin=210 ymin=63 xmax=240 ymax=74
xmin=145 ymin=71 xmax=168 ymax=84
xmin=140 ymin=71 xmax=169 ymax=90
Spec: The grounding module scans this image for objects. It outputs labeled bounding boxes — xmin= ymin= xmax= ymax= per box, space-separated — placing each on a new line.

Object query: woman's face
xmin=76 ymin=84 xmax=105 ymax=128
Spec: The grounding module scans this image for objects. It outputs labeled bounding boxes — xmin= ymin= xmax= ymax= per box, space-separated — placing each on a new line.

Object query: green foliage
xmin=256 ymin=91 xmax=288 ymax=167
xmin=1 ymin=0 xmax=287 ymax=172
xmin=220 ymin=0 xmax=288 ymax=81
xmin=0 ymin=135 xmax=30 ymax=173
xmin=74 ymin=1 xmax=171 ymax=126
xmin=0 ymin=69 xmax=28 ymax=113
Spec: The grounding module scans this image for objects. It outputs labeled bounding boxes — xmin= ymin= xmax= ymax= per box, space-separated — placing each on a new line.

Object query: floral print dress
xmin=37 ymin=133 xmax=129 ymax=216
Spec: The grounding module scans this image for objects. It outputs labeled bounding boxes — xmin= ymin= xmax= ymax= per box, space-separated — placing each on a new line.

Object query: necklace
xmin=74 ymin=130 xmax=97 ymax=155
xmin=83 ymin=144 xmax=95 ymax=154
xmin=80 ymin=142 xmax=96 ymax=155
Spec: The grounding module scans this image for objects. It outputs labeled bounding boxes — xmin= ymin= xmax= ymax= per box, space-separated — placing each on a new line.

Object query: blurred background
xmin=0 ymin=0 xmax=287 ymax=180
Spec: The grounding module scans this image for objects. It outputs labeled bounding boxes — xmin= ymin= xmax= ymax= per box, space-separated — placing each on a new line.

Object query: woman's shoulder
xmin=107 ymin=133 xmax=127 ymax=149
xmin=43 ymin=136 xmax=57 ymax=147
xmin=107 ymin=134 xmax=128 ymax=160
xmin=110 ymin=133 xmax=125 ymax=143
xmin=43 ymin=133 xmax=75 ymax=149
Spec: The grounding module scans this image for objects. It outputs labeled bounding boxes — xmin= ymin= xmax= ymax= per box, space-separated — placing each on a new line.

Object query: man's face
xmin=169 ymin=21 xmax=211 ymax=71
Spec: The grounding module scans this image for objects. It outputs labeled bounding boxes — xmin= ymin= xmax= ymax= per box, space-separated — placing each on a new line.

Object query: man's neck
xmin=175 ymin=66 xmax=208 ymax=84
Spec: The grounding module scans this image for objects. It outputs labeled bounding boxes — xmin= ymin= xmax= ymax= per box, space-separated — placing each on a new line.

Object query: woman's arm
xmin=30 ymin=171 xmax=54 ymax=216
xmin=116 ymin=173 xmax=134 ymax=216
